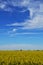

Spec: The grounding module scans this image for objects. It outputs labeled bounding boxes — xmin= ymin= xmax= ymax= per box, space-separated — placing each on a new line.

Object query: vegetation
xmin=0 ymin=50 xmax=43 ymax=65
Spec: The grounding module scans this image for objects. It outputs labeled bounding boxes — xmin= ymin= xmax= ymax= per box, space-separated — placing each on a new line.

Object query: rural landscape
xmin=0 ymin=50 xmax=43 ymax=65
xmin=0 ymin=0 xmax=43 ymax=65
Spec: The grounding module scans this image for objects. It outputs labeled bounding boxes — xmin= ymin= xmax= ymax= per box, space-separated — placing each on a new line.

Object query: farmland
xmin=0 ymin=50 xmax=43 ymax=65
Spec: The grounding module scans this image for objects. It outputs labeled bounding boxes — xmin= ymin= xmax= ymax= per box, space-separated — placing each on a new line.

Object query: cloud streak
xmin=6 ymin=0 xmax=43 ymax=29
xmin=1 ymin=0 xmax=43 ymax=35
xmin=7 ymin=13 xmax=43 ymax=29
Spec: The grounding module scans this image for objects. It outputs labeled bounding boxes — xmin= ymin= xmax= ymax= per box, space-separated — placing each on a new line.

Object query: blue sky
xmin=0 ymin=0 xmax=43 ymax=50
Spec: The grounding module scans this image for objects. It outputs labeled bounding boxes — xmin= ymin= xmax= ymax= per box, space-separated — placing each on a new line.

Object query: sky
xmin=0 ymin=0 xmax=43 ymax=50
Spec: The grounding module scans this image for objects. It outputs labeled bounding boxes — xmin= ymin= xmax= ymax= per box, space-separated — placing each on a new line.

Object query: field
xmin=0 ymin=50 xmax=43 ymax=65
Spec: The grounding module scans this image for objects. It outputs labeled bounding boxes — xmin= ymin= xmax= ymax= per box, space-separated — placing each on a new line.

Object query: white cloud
xmin=1 ymin=0 xmax=43 ymax=32
xmin=0 ymin=0 xmax=43 ymax=14
xmin=7 ymin=22 xmax=26 ymax=26
xmin=0 ymin=0 xmax=40 ymax=12
xmin=7 ymin=12 xmax=43 ymax=29
xmin=40 ymin=3 xmax=43 ymax=12
xmin=0 ymin=1 xmax=12 ymax=12
xmin=12 ymin=32 xmax=43 ymax=36
xmin=22 ymin=13 xmax=43 ymax=29
xmin=12 ymin=28 xmax=17 ymax=32
xmin=8 ymin=32 xmax=43 ymax=37
xmin=6 ymin=0 xmax=43 ymax=30
xmin=0 ymin=3 xmax=5 ymax=9
xmin=7 ymin=28 xmax=17 ymax=35
xmin=7 ymin=0 xmax=30 ymax=7
xmin=22 ymin=1 xmax=43 ymax=29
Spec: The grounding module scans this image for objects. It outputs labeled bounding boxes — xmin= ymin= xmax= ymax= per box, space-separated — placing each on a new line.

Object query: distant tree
xmin=20 ymin=49 xmax=22 ymax=51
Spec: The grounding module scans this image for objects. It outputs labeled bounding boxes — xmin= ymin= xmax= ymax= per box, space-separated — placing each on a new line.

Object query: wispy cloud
xmin=0 ymin=1 xmax=12 ymax=12
xmin=6 ymin=0 xmax=43 ymax=29
xmin=0 ymin=0 xmax=41 ymax=12
xmin=0 ymin=3 xmax=5 ymax=9
xmin=22 ymin=14 xmax=43 ymax=29
xmin=7 ymin=28 xmax=17 ymax=35
xmin=7 ymin=13 xmax=43 ymax=29
xmin=0 ymin=0 xmax=43 ymax=50
xmin=8 ymin=32 xmax=43 ymax=37
xmin=1 ymin=0 xmax=43 ymax=35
